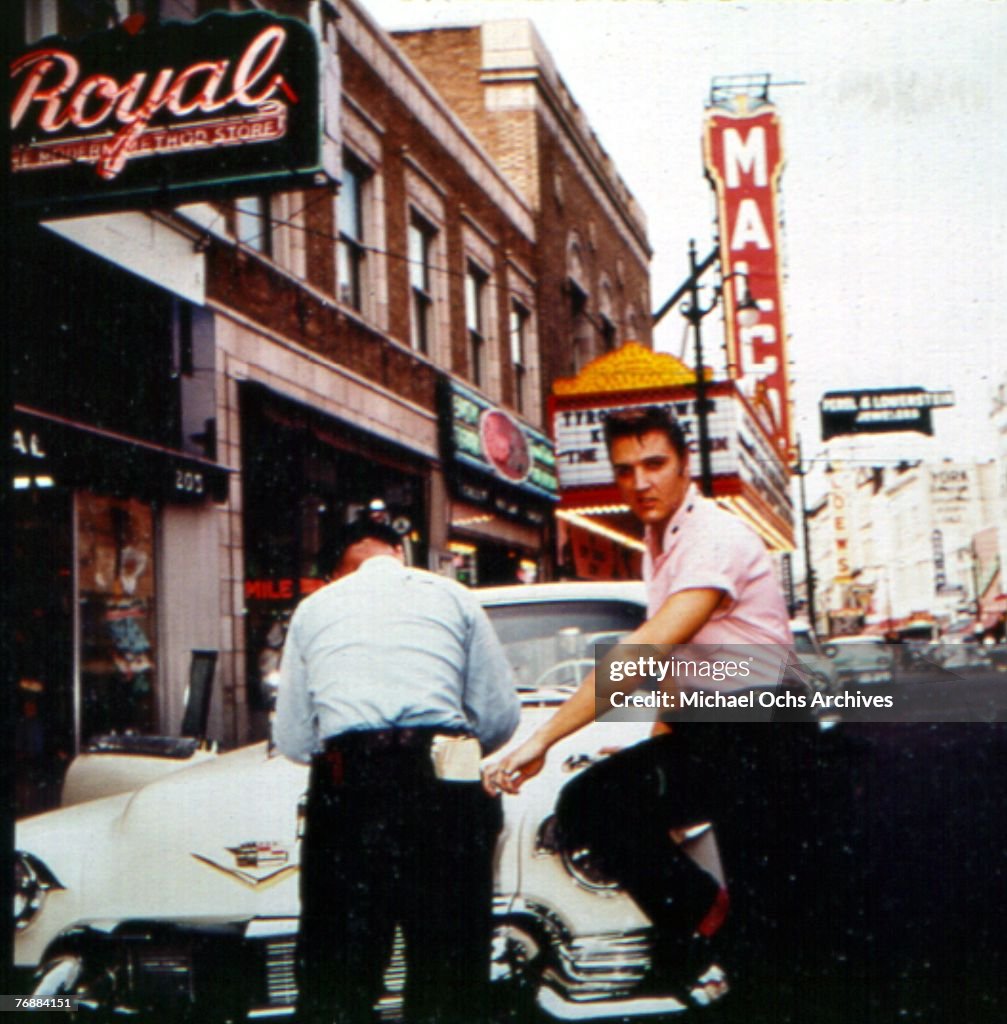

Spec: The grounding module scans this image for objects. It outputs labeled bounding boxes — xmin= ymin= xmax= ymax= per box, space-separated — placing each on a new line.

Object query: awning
xmin=12 ymin=405 xmax=230 ymax=504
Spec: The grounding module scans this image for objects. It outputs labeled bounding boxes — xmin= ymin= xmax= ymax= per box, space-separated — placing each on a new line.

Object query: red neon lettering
xmin=10 ymin=50 xmax=79 ymax=131
xmin=11 ymin=26 xmax=294 ymax=181
xmin=166 ymin=61 xmax=230 ymax=116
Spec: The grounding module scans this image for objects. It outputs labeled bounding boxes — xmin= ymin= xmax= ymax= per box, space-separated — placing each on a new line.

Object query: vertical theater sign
xmin=704 ymin=94 xmax=791 ymax=459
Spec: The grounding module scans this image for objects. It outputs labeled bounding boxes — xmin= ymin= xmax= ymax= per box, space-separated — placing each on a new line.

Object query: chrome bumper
xmin=492 ymin=897 xmax=728 ymax=1020
xmin=33 ymin=913 xmax=726 ymax=1022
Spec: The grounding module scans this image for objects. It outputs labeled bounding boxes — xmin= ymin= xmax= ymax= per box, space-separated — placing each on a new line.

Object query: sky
xmin=360 ymin=0 xmax=1007 ymax=486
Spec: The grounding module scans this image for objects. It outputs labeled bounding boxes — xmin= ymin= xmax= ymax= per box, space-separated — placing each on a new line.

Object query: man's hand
xmin=482 ymin=734 xmax=549 ymax=795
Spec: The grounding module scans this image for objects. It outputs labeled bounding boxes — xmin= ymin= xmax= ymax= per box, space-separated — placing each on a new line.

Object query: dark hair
xmin=602 ymin=405 xmax=689 ymax=459
xmin=319 ymin=519 xmax=402 ymax=577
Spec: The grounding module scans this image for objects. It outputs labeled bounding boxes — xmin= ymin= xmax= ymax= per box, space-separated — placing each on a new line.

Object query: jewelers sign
xmin=440 ymin=380 xmax=558 ymax=503
xmin=10 ymin=11 xmax=327 ymax=214
xmin=820 ymin=388 xmax=955 ymax=440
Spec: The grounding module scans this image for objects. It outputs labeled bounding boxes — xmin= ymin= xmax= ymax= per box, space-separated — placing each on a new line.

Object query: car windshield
xmin=483 ymin=599 xmax=645 ymax=698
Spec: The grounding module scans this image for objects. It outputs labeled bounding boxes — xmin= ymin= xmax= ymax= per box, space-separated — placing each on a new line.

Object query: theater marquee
xmin=10 ymin=11 xmax=329 ymax=214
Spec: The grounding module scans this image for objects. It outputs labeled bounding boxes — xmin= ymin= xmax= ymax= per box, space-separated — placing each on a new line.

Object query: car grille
xmin=42 ymin=918 xmax=683 ymax=1018
xmin=250 ymin=921 xmax=407 ymax=1020
xmin=260 ymin=933 xmax=297 ymax=1009
xmin=47 ymin=919 xmax=409 ymax=1021
xmin=544 ymin=930 xmax=651 ymax=1001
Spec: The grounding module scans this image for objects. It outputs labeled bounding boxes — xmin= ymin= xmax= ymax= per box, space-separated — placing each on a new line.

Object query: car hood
xmin=16 ymin=722 xmax=657 ymax=967
xmin=18 ymin=743 xmax=307 ymax=932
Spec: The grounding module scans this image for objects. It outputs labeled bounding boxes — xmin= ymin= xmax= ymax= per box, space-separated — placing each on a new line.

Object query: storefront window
xmin=241 ymin=387 xmax=427 ymax=710
xmin=77 ymin=493 xmax=158 ymax=743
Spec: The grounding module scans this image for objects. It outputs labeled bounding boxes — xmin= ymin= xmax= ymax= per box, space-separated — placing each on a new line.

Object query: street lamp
xmin=792 ymin=436 xmax=818 ymax=632
xmin=677 ymin=239 xmax=760 ymax=496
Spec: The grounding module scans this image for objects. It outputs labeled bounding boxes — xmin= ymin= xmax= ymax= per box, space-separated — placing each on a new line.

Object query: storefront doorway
xmin=76 ymin=492 xmax=159 ymax=743
xmin=13 ymin=488 xmax=162 ymax=817
xmin=240 ymin=385 xmax=428 ymax=712
xmin=13 ymin=488 xmax=74 ymax=817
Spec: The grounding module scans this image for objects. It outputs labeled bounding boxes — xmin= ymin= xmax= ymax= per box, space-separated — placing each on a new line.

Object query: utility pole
xmin=794 ymin=437 xmax=817 ymax=631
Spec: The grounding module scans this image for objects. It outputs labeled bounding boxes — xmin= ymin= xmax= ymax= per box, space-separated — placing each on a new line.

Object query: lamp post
xmin=793 ymin=436 xmax=818 ymax=631
xmin=676 ymin=239 xmax=760 ymax=496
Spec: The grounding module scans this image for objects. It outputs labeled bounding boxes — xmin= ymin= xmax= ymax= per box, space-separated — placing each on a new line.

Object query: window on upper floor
xmin=21 ymin=1 xmax=194 ymax=44
xmin=235 ymin=195 xmax=272 ymax=255
xmin=408 ymin=213 xmax=437 ymax=356
xmin=267 ymin=191 xmax=308 ymax=280
xmin=599 ymin=278 xmax=617 ymax=352
xmin=509 ymin=301 xmax=530 ymax=416
xmin=569 ymin=281 xmax=590 ymax=374
xmin=600 ymin=317 xmax=617 ymax=352
xmin=625 ymin=303 xmax=642 ymax=341
xmin=337 ymin=152 xmax=371 ymax=313
xmin=465 ymin=261 xmax=489 ymax=389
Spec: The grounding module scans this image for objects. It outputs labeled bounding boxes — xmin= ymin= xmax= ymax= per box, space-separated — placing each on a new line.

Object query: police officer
xmin=275 ymin=519 xmax=519 ymax=1024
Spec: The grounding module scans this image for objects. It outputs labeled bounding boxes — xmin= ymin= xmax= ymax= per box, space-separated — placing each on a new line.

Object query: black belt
xmin=322 ymin=726 xmax=469 ymax=755
xmin=315 ymin=727 xmax=472 ymax=787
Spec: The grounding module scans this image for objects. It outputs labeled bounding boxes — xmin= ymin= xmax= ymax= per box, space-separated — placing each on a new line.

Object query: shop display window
xmin=77 ymin=493 xmax=158 ymax=742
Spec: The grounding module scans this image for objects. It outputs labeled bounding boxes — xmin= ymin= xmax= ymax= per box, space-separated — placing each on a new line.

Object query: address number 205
xmin=174 ymin=469 xmax=205 ymax=495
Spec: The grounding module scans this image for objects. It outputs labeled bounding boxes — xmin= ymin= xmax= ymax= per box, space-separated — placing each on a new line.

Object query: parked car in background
xmin=15 ymin=582 xmax=729 ymax=1022
xmin=925 ymin=637 xmax=995 ymax=673
xmin=823 ymin=634 xmax=896 ymax=684
xmin=789 ymin=620 xmax=839 ymax=693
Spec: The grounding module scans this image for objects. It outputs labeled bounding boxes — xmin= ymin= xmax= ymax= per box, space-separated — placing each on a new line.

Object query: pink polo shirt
xmin=644 ymin=485 xmax=792 ymax=647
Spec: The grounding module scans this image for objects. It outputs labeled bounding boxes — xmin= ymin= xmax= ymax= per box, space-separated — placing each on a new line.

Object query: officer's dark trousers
xmin=295 ymin=729 xmax=502 ymax=1024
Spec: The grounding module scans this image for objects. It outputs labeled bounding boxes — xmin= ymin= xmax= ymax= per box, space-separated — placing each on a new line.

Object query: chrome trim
xmin=546 ymin=930 xmax=653 ymax=1001
xmin=33 ymin=955 xmax=83 ymax=997
xmin=14 ymin=852 xmax=64 ymax=932
xmin=537 ymin=985 xmax=688 ymax=1020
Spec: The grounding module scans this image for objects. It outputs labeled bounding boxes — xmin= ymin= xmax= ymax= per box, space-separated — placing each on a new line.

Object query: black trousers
xmin=555 ymin=724 xmax=865 ymax=1022
xmin=556 ymin=723 xmax=1007 ymax=1023
xmin=295 ymin=729 xmax=503 ymax=1024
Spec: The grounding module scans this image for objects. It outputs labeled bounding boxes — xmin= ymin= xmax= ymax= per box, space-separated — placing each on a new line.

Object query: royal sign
xmin=10 ymin=11 xmax=326 ymax=214
xmin=704 ymin=100 xmax=791 ymax=458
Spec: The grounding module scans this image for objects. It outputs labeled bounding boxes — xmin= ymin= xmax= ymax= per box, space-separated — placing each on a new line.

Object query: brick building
xmin=393 ymin=20 xmax=654 ymax=416
xmin=11 ymin=0 xmax=651 ymax=811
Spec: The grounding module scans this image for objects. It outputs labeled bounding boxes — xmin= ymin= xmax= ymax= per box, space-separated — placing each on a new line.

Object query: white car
xmin=789 ymin=620 xmax=839 ymax=693
xmin=15 ymin=582 xmax=729 ymax=1022
xmin=822 ymin=635 xmax=896 ymax=685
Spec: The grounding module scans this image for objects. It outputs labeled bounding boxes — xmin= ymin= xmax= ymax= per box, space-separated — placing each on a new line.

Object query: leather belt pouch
xmin=429 ymin=735 xmax=481 ymax=781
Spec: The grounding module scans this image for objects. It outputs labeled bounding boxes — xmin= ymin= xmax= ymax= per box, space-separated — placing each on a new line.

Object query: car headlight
xmin=14 ymin=852 xmax=63 ymax=931
xmin=535 ymin=815 xmax=619 ymax=893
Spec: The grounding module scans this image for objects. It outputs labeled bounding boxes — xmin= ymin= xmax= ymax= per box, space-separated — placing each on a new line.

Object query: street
xmin=837 ymin=655 xmax=1007 ymax=722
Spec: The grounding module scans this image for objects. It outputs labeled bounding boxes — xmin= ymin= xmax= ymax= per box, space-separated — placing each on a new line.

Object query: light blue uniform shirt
xmin=273 ymin=556 xmax=520 ymax=763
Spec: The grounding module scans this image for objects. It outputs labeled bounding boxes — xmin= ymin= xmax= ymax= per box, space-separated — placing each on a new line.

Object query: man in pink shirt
xmin=485 ymin=406 xmax=822 ymax=1017
xmin=484 ymin=403 xmax=796 ymax=784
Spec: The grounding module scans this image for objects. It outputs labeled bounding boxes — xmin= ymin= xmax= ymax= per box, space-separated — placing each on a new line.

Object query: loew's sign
xmin=10 ymin=11 xmax=327 ymax=215
xmin=820 ymin=388 xmax=955 ymax=440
